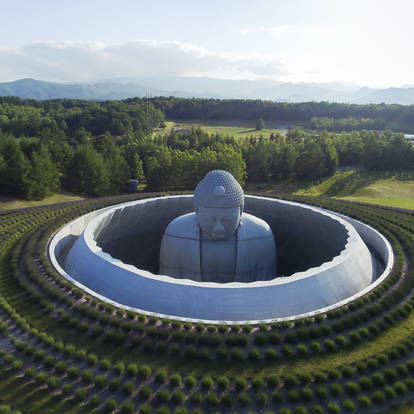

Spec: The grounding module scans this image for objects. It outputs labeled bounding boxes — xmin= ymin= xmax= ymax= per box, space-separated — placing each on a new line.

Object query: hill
xmin=0 ymin=78 xmax=168 ymax=100
xmin=247 ymin=170 xmax=414 ymax=210
xmin=3 ymin=77 xmax=414 ymax=104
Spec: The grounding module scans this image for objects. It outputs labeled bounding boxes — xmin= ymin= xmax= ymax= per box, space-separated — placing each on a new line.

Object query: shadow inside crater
xmin=97 ymin=196 xmax=350 ymax=278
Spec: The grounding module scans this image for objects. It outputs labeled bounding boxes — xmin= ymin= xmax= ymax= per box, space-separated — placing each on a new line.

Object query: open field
xmin=247 ymin=170 xmax=414 ymax=210
xmin=156 ymin=120 xmax=296 ymax=140
xmin=0 ymin=193 xmax=84 ymax=211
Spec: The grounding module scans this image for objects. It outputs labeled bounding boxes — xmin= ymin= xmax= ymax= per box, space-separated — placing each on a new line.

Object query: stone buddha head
xmin=193 ymin=170 xmax=244 ymax=240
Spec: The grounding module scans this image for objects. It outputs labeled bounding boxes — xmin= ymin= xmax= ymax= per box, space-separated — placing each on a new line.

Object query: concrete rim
xmin=49 ymin=195 xmax=394 ymax=323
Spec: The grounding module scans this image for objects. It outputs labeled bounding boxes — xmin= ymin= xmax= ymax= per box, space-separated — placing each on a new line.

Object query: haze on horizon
xmin=1 ymin=0 xmax=413 ymax=89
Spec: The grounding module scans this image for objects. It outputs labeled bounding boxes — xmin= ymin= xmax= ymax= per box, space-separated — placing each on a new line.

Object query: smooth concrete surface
xmin=49 ymin=195 xmax=394 ymax=323
xmin=86 ymin=196 xmax=349 ymax=277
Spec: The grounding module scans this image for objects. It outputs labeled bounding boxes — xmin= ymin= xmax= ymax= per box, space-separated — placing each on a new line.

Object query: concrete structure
xmin=160 ymin=170 xmax=276 ymax=283
xmin=50 ymin=195 xmax=394 ymax=323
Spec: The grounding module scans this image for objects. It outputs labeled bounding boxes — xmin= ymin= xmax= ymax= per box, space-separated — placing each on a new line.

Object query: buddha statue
xmin=159 ymin=170 xmax=277 ymax=283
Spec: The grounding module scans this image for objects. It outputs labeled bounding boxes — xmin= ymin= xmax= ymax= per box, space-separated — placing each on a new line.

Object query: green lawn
xmin=0 ymin=193 xmax=84 ymax=211
xmin=156 ymin=119 xmax=293 ymax=140
xmin=297 ymin=170 xmax=414 ymax=210
xmin=247 ymin=170 xmax=414 ymax=210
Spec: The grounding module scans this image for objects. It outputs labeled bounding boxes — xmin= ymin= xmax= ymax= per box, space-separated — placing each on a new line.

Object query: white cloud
xmin=234 ymin=21 xmax=414 ymax=87
xmin=0 ymin=40 xmax=286 ymax=82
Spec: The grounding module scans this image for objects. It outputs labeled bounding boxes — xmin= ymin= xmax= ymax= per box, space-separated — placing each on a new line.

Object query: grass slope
xmin=0 ymin=193 xmax=84 ymax=211
xmin=247 ymin=170 xmax=414 ymax=210
xmin=297 ymin=170 xmax=414 ymax=209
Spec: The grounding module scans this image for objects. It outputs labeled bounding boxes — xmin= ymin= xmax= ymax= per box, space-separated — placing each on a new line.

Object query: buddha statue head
xmin=193 ymin=170 xmax=244 ymax=240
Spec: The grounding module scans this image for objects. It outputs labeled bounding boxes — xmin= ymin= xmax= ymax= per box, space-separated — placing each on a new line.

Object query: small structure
xmin=126 ymin=179 xmax=139 ymax=193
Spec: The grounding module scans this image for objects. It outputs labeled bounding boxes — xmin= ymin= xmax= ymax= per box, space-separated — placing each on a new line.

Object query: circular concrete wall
xmin=91 ymin=196 xmax=349 ymax=277
xmin=50 ymin=195 xmax=393 ymax=323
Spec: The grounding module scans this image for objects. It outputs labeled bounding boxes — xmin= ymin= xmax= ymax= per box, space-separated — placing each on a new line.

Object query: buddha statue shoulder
xmin=159 ymin=170 xmax=277 ymax=283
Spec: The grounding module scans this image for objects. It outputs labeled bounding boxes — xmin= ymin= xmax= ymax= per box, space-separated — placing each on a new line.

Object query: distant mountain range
xmin=1 ymin=77 xmax=414 ymax=105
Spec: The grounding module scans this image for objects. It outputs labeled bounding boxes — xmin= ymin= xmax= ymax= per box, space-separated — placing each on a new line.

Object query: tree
xmin=146 ymin=146 xmax=173 ymax=191
xmin=74 ymin=127 xmax=92 ymax=145
xmin=382 ymin=134 xmax=413 ymax=170
xmin=25 ymin=146 xmax=60 ymax=200
xmin=0 ymin=134 xmax=31 ymax=197
xmin=296 ymin=139 xmax=325 ymax=179
xmin=256 ymin=118 xmax=265 ymax=131
xmin=208 ymin=143 xmax=247 ymax=186
xmin=319 ymin=131 xmax=338 ymax=176
xmin=287 ymin=127 xmax=305 ymax=142
xmin=65 ymin=144 xmax=109 ymax=196
xmin=45 ymin=140 xmax=74 ymax=173
xmin=121 ymin=143 xmax=146 ymax=181
xmin=363 ymin=133 xmax=383 ymax=170
xmin=0 ymin=153 xmax=6 ymax=174
xmin=96 ymin=132 xmax=130 ymax=191
xmin=244 ymin=141 xmax=273 ymax=181
xmin=272 ymin=143 xmax=297 ymax=179
xmin=323 ymin=141 xmax=338 ymax=176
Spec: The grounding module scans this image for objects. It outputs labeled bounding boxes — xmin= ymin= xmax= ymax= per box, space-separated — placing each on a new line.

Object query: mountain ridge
xmin=1 ymin=77 xmax=414 ymax=104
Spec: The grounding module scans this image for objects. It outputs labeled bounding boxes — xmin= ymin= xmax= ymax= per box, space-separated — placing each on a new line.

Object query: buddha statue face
xmin=196 ymin=206 xmax=241 ymax=240
xmin=193 ymin=170 xmax=245 ymax=240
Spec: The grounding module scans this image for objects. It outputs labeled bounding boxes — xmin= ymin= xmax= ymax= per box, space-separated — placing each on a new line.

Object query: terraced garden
xmin=0 ymin=192 xmax=413 ymax=413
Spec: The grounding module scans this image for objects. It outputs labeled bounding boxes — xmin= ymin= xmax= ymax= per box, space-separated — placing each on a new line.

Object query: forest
xmin=148 ymin=97 xmax=414 ymax=126
xmin=0 ymin=97 xmax=413 ymax=200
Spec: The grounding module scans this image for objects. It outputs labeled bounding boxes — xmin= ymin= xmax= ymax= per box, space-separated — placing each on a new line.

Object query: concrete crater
xmin=50 ymin=195 xmax=393 ymax=323
xmin=95 ymin=196 xmax=350 ymax=278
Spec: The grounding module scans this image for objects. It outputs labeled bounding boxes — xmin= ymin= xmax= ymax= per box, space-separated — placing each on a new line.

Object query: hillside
xmin=0 ymin=78 xmax=168 ymax=100
xmin=3 ymin=77 xmax=414 ymax=104
xmin=247 ymin=170 xmax=414 ymax=210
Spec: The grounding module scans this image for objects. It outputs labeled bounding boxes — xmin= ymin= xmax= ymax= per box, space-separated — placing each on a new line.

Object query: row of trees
xmin=145 ymin=127 xmax=414 ymax=190
xmin=0 ymin=97 xmax=164 ymax=138
xmin=0 ymin=139 xmax=60 ymax=200
xmin=148 ymin=97 xmax=414 ymax=128
xmin=1 ymin=126 xmax=413 ymax=198
xmin=2 ymin=96 xmax=414 ymax=138
xmin=0 ymin=97 xmax=161 ymax=199
xmin=0 ymin=97 xmax=413 ymax=199
xmin=243 ymin=134 xmax=338 ymax=182
xmin=0 ymin=132 xmax=143 ymax=199
xmin=145 ymin=143 xmax=246 ymax=191
xmin=154 ymin=126 xmax=414 ymax=183
xmin=310 ymin=117 xmax=386 ymax=131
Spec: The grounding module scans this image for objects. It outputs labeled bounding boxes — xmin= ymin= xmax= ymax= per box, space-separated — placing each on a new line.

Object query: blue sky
xmin=1 ymin=0 xmax=413 ymax=87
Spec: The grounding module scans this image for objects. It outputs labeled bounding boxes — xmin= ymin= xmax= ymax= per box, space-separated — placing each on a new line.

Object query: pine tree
xmin=65 ymin=144 xmax=109 ymax=196
xmin=96 ymin=132 xmax=129 ymax=192
xmin=25 ymin=146 xmax=60 ymax=200
xmin=0 ymin=135 xmax=31 ymax=197
xmin=256 ymin=118 xmax=265 ymax=131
